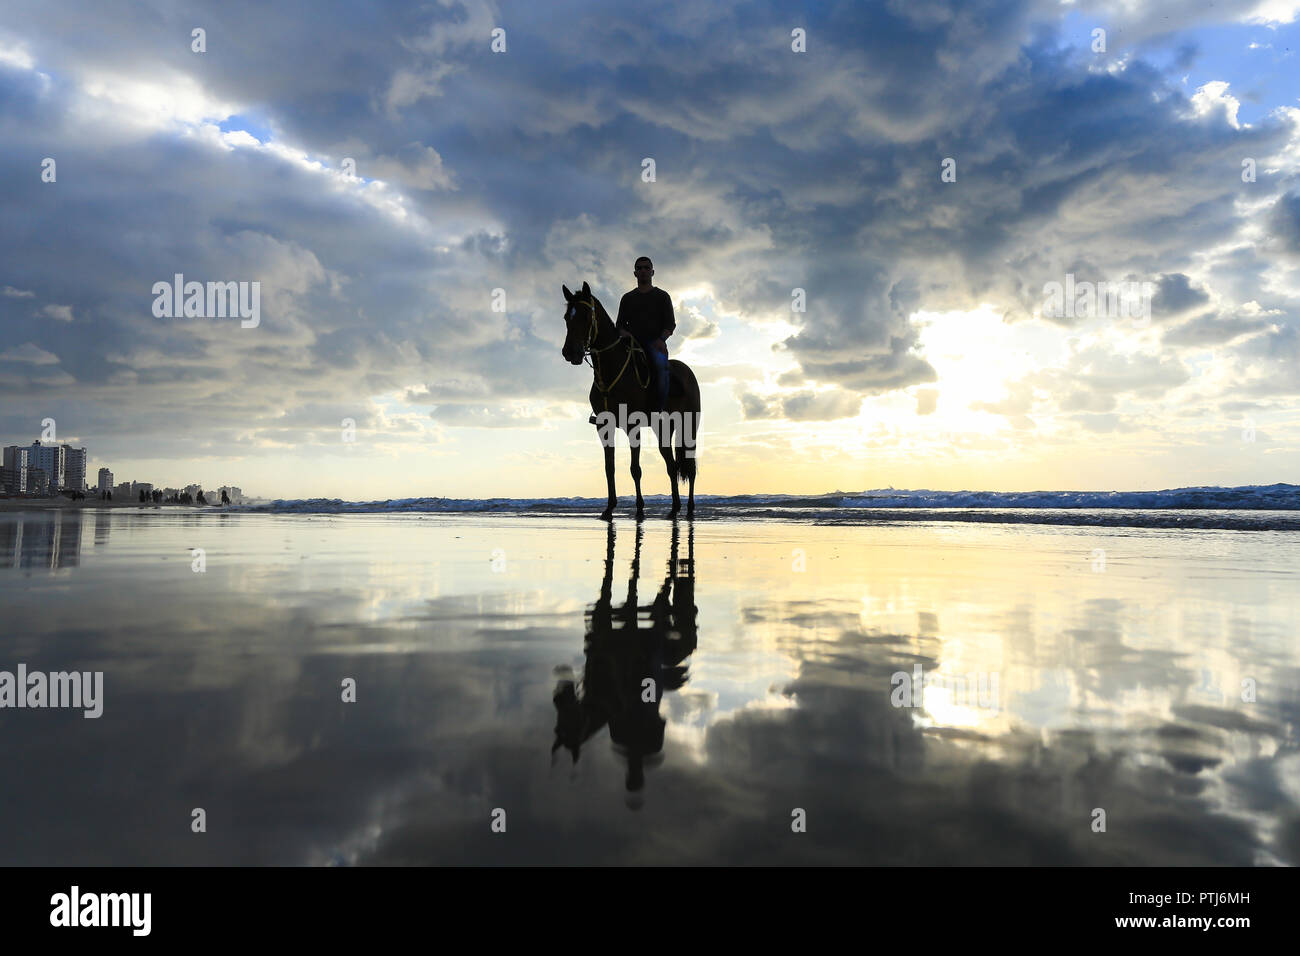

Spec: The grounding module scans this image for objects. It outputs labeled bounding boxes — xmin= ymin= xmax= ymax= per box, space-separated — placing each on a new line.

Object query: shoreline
xmin=2 ymin=497 xmax=1299 ymax=530
xmin=0 ymin=497 xmax=213 ymax=512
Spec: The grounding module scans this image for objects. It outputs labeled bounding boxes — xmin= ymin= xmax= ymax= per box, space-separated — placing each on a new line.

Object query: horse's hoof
xmin=599 ymin=509 xmax=613 ymax=521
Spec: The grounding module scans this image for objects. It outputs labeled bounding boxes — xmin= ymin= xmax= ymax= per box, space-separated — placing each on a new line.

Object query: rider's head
xmin=634 ymin=257 xmax=653 ymax=284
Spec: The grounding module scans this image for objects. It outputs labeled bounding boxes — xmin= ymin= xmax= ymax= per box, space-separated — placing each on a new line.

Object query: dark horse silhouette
xmin=562 ymin=282 xmax=701 ymax=519
xmin=552 ymin=519 xmax=698 ymax=797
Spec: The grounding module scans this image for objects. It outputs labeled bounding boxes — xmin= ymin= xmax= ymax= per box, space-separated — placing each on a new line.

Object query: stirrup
xmin=588 ymin=414 xmax=599 ymax=425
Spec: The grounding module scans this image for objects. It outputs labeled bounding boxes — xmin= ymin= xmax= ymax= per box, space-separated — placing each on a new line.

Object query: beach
xmin=1 ymin=507 xmax=1297 ymax=865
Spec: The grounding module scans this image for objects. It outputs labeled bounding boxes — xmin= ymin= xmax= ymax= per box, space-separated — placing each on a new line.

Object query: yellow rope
xmin=583 ymin=296 xmax=651 ymax=412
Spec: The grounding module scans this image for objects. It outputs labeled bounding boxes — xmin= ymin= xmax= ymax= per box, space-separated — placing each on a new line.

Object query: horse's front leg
xmin=630 ymin=435 xmax=645 ymax=518
xmin=598 ymin=423 xmax=616 ymax=520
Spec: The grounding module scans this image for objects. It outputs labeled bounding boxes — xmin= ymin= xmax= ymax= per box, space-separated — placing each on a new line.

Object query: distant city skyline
xmin=2 ymin=434 xmax=246 ymax=500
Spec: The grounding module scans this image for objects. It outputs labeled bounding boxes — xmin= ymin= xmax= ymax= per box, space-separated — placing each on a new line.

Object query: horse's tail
xmin=675 ymin=410 xmax=700 ymax=481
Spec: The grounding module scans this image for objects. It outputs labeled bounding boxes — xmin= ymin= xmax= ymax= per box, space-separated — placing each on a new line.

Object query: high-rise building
xmin=27 ymin=441 xmax=65 ymax=491
xmin=98 ymin=468 xmax=114 ymax=492
xmin=27 ymin=467 xmax=49 ymax=496
xmin=2 ymin=446 xmax=28 ymax=494
xmin=62 ymin=446 xmax=88 ymax=492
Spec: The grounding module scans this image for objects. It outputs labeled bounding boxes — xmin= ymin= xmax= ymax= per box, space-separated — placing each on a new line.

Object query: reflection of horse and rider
xmin=562 ymin=256 xmax=701 ymax=519
xmin=552 ymin=519 xmax=698 ymax=797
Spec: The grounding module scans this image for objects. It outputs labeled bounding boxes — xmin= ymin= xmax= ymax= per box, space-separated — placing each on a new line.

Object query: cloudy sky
xmin=2 ymin=0 xmax=1298 ymax=500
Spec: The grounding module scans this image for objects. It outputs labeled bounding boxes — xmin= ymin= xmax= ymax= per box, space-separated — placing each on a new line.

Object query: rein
xmin=573 ymin=295 xmax=650 ymax=413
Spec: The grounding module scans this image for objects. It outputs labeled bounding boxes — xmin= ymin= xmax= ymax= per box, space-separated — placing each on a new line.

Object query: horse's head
xmin=561 ymin=281 xmax=599 ymax=365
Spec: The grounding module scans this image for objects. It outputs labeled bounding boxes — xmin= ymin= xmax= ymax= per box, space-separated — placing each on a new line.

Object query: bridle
xmin=568 ymin=294 xmax=649 ymax=412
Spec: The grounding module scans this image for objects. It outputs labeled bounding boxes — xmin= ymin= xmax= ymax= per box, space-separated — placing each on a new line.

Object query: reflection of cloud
xmin=1 ymin=513 xmax=1296 ymax=864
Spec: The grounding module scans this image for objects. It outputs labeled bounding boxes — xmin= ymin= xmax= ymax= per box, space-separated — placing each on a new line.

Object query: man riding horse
xmin=561 ymin=267 xmax=701 ymax=519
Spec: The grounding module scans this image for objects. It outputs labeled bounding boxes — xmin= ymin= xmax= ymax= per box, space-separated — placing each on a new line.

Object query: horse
xmin=561 ymin=281 xmax=701 ymax=519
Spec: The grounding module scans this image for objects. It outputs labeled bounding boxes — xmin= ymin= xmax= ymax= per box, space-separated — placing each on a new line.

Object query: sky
xmin=1 ymin=0 xmax=1299 ymax=500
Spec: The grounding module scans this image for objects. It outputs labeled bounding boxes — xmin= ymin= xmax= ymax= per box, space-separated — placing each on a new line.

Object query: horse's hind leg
xmin=657 ymin=412 xmax=680 ymax=515
xmin=675 ymin=411 xmax=698 ymax=517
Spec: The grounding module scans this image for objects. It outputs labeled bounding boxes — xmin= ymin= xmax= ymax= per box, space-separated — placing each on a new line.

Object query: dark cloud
xmin=0 ymin=0 xmax=1296 ymax=468
xmin=1162 ymin=311 xmax=1271 ymax=346
xmin=780 ymin=389 xmax=863 ymax=421
xmin=738 ymin=386 xmax=864 ymax=421
xmin=738 ymin=391 xmax=778 ymax=420
xmin=1151 ymin=273 xmax=1210 ymax=322
xmin=1267 ymin=191 xmax=1300 ymax=258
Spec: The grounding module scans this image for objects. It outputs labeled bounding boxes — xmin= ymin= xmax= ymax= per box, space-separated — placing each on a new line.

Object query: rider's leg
xmin=651 ymin=348 xmax=668 ymax=412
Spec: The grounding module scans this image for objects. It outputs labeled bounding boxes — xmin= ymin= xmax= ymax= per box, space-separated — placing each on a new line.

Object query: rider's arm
xmin=614 ymin=295 xmax=632 ymax=337
xmin=661 ymin=290 xmax=676 ymax=341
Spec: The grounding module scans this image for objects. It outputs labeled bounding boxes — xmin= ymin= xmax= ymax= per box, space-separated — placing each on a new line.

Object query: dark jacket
xmin=616 ymin=287 xmax=675 ymax=347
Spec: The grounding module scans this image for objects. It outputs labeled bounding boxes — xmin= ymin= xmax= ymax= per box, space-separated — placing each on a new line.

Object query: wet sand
xmin=0 ymin=509 xmax=1297 ymax=865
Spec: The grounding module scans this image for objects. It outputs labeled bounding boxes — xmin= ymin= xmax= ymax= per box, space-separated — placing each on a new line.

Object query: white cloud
xmin=1190 ymin=80 xmax=1242 ymax=129
xmin=0 ymin=343 xmax=60 ymax=364
xmin=367 ymin=144 xmax=455 ymax=191
xmin=0 ymin=39 xmax=34 ymax=70
xmin=1245 ymin=0 xmax=1300 ymax=24
xmin=77 ymin=69 xmax=239 ymax=131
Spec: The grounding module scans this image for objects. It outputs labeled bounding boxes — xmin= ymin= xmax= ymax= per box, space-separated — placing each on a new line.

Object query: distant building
xmin=161 ymin=487 xmax=179 ymax=499
xmin=115 ymin=481 xmax=133 ymax=499
xmin=184 ymin=484 xmax=202 ymax=498
xmin=218 ymin=485 xmax=243 ymax=504
xmin=27 ymin=441 xmax=65 ymax=492
xmin=131 ymin=481 xmax=153 ymax=498
xmin=27 ymin=467 xmax=50 ymax=496
xmin=98 ymin=468 xmax=114 ymax=492
xmin=2 ymin=446 xmax=28 ymax=494
xmin=62 ymin=446 xmax=88 ymax=492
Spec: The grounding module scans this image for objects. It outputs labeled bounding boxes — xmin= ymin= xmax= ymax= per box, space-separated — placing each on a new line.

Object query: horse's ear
xmin=562 ymin=284 xmax=572 ymax=302
xmin=582 ymin=281 xmax=590 ymax=294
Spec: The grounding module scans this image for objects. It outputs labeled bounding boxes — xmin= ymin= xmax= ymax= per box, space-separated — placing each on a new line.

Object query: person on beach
xmin=615 ymin=256 xmax=675 ymax=414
